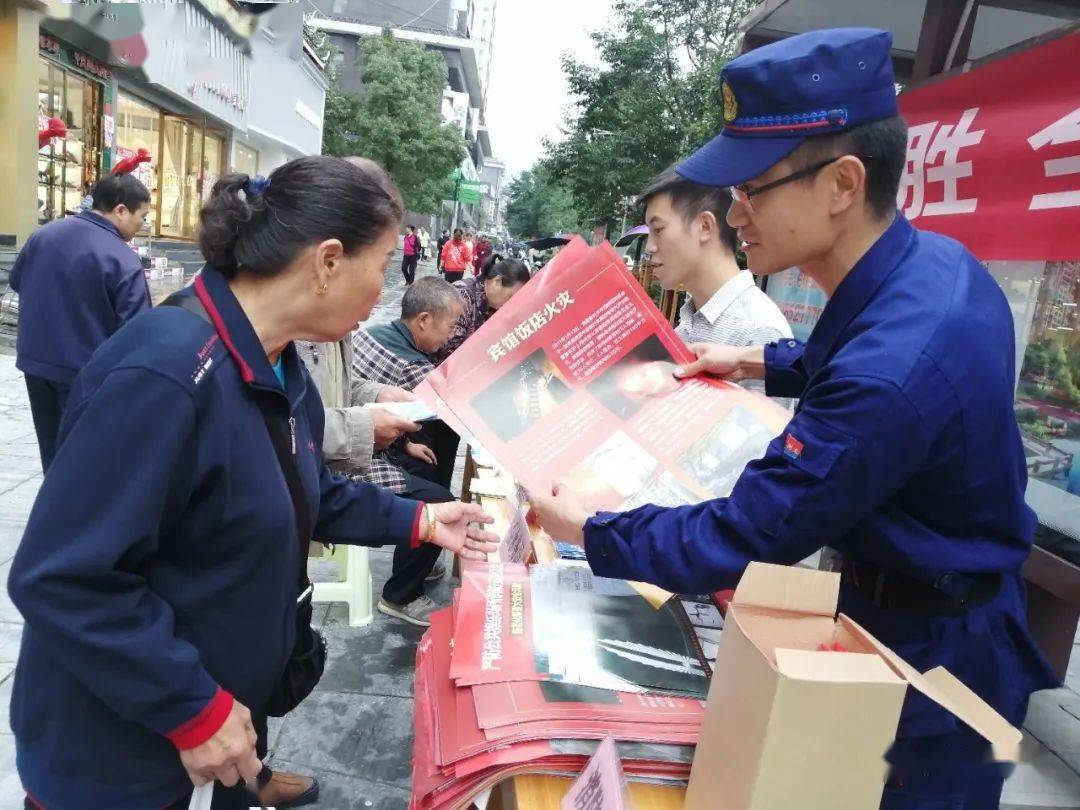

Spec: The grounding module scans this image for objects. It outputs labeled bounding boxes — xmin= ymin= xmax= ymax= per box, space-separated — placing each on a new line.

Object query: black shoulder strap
xmin=161 ymin=291 xmax=313 ymax=592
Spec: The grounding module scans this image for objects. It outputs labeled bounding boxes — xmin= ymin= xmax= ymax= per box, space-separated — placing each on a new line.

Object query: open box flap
xmin=775 ymin=648 xmax=906 ymax=684
xmin=839 ymin=615 xmax=1022 ymax=762
xmin=732 ymin=562 xmax=839 ymax=617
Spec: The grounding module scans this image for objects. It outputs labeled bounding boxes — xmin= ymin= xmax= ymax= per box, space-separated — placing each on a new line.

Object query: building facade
xmin=309 ymin=0 xmax=503 ymax=231
xmin=0 ymin=0 xmax=325 ymax=247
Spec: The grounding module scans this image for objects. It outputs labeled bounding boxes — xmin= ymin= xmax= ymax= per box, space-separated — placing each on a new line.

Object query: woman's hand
xmin=376 ymin=385 xmax=417 ymax=403
xmin=527 ymin=482 xmax=591 ymax=546
xmin=427 ymin=502 xmax=500 ymax=560
xmin=179 ymin=699 xmax=262 ymax=788
xmin=405 ymin=441 xmax=438 ymax=466
xmin=371 ymin=410 xmax=419 ymax=451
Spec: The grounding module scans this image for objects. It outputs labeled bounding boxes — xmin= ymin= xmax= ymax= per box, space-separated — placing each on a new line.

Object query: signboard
xmin=897 ymin=31 xmax=1080 ymax=261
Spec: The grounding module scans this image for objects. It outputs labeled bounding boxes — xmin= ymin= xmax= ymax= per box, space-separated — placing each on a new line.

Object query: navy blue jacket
xmin=8 ymin=265 xmax=422 ymax=808
xmin=10 ymin=211 xmax=151 ymax=385
xmin=585 ymin=214 xmax=1058 ymax=737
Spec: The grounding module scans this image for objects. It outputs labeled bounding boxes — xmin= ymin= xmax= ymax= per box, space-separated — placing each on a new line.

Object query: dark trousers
xmin=879 ymin=696 xmax=1026 ymax=810
xmin=24 ymin=374 xmax=71 ymax=473
xmin=416 ymin=419 xmax=460 ymax=490
xmin=401 ymin=254 xmax=419 ymax=284
xmin=443 ymin=270 xmax=464 ymax=283
xmin=381 ymin=451 xmax=454 ymax=606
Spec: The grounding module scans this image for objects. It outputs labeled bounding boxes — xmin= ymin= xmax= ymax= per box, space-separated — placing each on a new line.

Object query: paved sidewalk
xmin=0 ymin=256 xmax=1076 ymax=808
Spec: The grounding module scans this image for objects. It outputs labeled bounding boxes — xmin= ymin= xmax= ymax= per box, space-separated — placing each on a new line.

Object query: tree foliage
xmin=539 ymin=0 xmax=755 ymax=229
xmin=504 ymin=168 xmax=585 ymax=239
xmin=321 ymin=28 xmax=466 ymax=214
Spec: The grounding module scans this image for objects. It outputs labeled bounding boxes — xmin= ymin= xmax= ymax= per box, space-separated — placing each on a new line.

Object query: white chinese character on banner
xmin=1028 ymin=106 xmax=1080 ymax=211
xmin=515 ymin=322 xmax=533 ymax=341
xmin=556 ymin=291 xmax=575 ymax=309
xmin=897 ymin=108 xmax=985 ymax=217
xmin=488 ymin=342 xmax=506 ymax=362
xmin=897 ymin=122 xmax=936 ymax=217
xmin=529 ymin=311 xmax=547 ymax=331
xmin=501 ymin=332 xmax=520 ymax=352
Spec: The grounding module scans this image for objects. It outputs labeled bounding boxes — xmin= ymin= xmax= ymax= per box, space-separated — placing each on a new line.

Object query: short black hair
xmin=408 ymin=224 xmax=416 ymax=231
xmin=637 ymin=168 xmax=739 ymax=255
xmin=453 ymin=228 xmax=463 ymax=237
xmin=479 ymin=254 xmax=530 ymax=286
xmin=92 ymin=174 xmax=151 ymax=214
xmin=788 ymin=115 xmax=908 ymax=220
xmin=401 ymin=276 xmax=461 ymax=320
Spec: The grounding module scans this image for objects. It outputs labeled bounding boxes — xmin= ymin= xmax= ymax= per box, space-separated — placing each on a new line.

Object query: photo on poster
xmin=561 ymin=431 xmax=658 ymax=512
xmin=468 ymin=349 xmax=573 ymax=442
xmin=675 ymin=405 xmax=776 ymax=498
xmin=585 ymin=334 xmax=679 ymax=420
xmin=619 ymin=470 xmax=702 ymax=511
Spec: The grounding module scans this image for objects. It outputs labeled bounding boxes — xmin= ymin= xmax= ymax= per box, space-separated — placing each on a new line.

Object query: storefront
xmin=36 ymin=33 xmax=109 ymax=225
xmin=113 ymin=91 xmax=229 ymax=240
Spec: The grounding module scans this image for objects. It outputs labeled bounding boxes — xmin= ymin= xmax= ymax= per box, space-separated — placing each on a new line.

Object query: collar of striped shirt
xmin=683 ymin=270 xmax=756 ymax=324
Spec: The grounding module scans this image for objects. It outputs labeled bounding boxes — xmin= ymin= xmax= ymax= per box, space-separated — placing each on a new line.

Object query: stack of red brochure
xmin=410 ymin=561 xmax=726 ymax=809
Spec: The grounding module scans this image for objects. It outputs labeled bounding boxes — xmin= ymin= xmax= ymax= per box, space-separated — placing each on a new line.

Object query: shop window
xmin=234 ymin=143 xmax=259 ymax=178
xmin=37 ymin=57 xmax=103 ymax=225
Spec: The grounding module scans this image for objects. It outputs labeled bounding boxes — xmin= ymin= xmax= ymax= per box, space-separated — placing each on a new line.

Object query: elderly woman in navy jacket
xmin=7 ymin=156 xmax=498 ymax=809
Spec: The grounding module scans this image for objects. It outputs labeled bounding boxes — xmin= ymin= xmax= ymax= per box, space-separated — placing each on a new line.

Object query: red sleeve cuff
xmin=411 ymin=502 xmax=425 ymax=549
xmin=166 ymin=687 xmax=234 ymax=750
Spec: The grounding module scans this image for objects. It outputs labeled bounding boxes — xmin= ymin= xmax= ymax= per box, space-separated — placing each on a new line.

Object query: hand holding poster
xmin=417 ymin=238 xmax=791 ymax=527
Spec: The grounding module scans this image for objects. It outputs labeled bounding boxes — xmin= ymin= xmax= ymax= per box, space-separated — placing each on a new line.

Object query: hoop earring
xmin=315 ymin=282 xmax=328 ymax=296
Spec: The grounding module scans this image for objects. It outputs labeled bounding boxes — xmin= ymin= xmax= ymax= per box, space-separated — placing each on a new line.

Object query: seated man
xmin=352 ymin=277 xmax=465 ymax=626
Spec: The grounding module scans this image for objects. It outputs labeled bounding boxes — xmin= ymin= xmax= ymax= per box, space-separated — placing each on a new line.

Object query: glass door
xmin=115 ymin=91 xmax=161 ymax=234
xmin=160 ymin=116 xmax=197 ymax=238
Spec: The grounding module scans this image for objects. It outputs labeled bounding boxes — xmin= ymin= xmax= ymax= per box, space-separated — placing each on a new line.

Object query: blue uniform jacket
xmin=585 ymin=214 xmax=1058 ymax=737
xmin=9 ymin=211 xmax=151 ymax=385
xmin=7 ymin=265 xmax=422 ymax=808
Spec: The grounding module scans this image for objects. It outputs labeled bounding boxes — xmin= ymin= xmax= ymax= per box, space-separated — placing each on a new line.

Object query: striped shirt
xmin=674 ymin=270 xmax=794 ymax=405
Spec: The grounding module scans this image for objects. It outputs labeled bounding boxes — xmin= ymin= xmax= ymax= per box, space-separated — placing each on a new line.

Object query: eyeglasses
xmin=730 ymin=155 xmax=847 ymax=212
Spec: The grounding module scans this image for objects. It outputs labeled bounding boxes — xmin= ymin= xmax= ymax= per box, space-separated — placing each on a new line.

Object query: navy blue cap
xmin=677 ymin=28 xmax=899 ymax=188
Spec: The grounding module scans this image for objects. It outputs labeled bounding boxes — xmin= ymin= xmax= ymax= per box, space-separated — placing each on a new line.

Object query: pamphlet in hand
xmin=361 ymin=400 xmax=438 ymax=422
xmin=416 ymin=237 xmax=791 ymax=520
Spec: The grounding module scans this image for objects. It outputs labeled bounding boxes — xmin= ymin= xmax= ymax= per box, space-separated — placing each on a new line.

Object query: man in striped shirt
xmin=638 ymin=168 xmax=793 ymax=401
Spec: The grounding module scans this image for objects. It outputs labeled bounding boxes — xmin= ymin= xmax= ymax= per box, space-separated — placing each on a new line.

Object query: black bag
xmin=160 ymin=292 xmax=326 ymax=717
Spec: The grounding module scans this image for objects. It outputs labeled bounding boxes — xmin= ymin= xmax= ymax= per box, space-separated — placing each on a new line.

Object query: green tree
xmin=541 ymin=0 xmax=754 ymax=230
xmin=505 ymin=168 xmax=584 ymax=238
xmin=321 ymin=28 xmax=466 ymax=214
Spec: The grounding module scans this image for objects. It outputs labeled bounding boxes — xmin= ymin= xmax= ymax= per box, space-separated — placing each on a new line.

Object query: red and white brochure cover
xmin=448 ymin=562 xmax=539 ymax=686
xmin=471 ymin=679 xmax=703 ymax=730
xmin=416 ymin=238 xmax=791 ymax=515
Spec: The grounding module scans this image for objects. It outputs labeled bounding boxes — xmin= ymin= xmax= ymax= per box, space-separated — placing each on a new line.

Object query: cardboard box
xmin=684 ymin=563 xmax=1021 ymax=810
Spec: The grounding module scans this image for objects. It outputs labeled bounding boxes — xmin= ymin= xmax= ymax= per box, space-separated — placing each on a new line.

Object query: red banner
xmin=897 ymin=31 xmax=1080 ymax=261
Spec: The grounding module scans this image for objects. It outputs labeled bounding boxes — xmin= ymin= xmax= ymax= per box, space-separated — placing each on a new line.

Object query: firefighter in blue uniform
xmin=531 ymin=28 xmax=1059 ymax=808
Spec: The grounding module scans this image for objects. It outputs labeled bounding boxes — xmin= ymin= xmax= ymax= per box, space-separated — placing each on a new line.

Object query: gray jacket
xmin=295 ymin=339 xmax=384 ymax=474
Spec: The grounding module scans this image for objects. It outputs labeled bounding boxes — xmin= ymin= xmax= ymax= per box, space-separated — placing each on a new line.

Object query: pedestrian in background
xmin=440 ymin=228 xmax=472 ymax=283
xmin=473 ymin=233 xmax=493 ymax=277
xmin=401 ymin=224 xmax=421 ymax=286
xmin=9 ymin=173 xmax=151 ymax=471
xmin=436 ymin=228 xmax=450 ymax=274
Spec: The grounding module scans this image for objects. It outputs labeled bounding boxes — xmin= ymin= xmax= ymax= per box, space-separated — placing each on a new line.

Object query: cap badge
xmin=722 ymin=82 xmax=738 ymax=124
